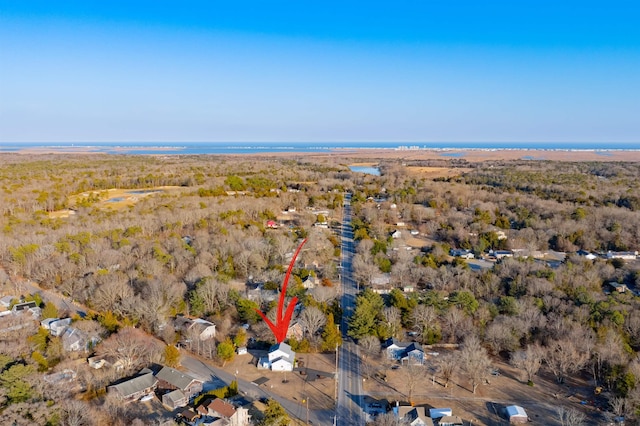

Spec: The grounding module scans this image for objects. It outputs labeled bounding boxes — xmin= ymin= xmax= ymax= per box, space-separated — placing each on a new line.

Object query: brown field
xmin=305 ymin=148 xmax=640 ymax=163
xmin=362 ymin=354 xmax=606 ymax=425
xmin=405 ymin=166 xmax=474 ymax=179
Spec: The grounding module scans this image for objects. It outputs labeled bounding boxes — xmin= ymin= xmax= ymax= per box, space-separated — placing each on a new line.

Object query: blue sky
xmin=1 ymin=1 xmax=639 ymax=143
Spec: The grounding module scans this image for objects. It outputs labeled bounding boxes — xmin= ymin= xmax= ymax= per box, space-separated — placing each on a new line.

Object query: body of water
xmin=349 ymin=166 xmax=381 ymax=176
xmin=1 ymin=141 xmax=639 ymax=155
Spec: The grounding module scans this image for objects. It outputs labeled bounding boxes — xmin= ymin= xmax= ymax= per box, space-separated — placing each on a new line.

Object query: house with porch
xmin=383 ymin=339 xmax=425 ymax=365
xmin=258 ymin=342 xmax=295 ymax=372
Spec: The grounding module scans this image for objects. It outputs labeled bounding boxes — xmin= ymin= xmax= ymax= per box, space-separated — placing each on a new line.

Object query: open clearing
xmin=49 ymin=186 xmax=183 ymax=217
xmin=405 ymin=166 xmax=473 ymax=179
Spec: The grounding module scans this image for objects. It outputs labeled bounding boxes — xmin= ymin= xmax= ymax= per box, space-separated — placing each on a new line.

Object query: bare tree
xmin=435 ymin=353 xmax=460 ymax=388
xmin=544 ymin=337 xmax=590 ymax=384
xmin=359 ymin=335 xmax=381 ymax=379
xmin=459 ymin=335 xmax=491 ymax=394
xmin=95 ymin=327 xmax=159 ymax=374
xmin=557 ymin=406 xmax=586 ymax=426
xmin=402 ymin=363 xmax=427 ymax=405
xmin=410 ymin=304 xmax=437 ymax=342
xmin=60 ymin=400 xmax=94 ymax=426
xmin=298 ymin=306 xmax=327 ymax=341
xmin=383 ymin=306 xmax=402 ymax=339
xmin=510 ymin=344 xmax=544 ymax=384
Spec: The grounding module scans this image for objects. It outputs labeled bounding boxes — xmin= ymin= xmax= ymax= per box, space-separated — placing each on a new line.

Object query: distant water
xmin=1 ymin=141 xmax=639 ymax=155
xmin=349 ymin=166 xmax=381 ymax=176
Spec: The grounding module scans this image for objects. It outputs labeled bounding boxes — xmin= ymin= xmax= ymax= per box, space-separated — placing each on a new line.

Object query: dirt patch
xmin=405 ymin=166 xmax=473 ymax=179
xmin=228 ymin=351 xmax=337 ymax=411
xmin=405 ymin=236 xmax=434 ymax=249
xmin=362 ymin=355 xmax=607 ymax=425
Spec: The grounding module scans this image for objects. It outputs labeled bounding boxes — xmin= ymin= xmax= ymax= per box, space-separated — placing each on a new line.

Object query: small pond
xmin=349 ymin=166 xmax=380 ymax=176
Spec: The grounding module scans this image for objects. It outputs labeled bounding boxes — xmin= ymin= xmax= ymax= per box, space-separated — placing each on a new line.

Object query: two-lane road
xmin=336 ymin=193 xmax=366 ymax=425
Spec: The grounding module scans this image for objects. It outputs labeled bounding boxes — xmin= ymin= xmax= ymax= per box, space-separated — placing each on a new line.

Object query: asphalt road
xmin=336 ymin=193 xmax=366 ymax=426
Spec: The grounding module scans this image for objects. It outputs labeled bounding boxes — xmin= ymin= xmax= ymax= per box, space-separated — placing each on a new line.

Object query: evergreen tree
xmin=261 ymin=399 xmax=290 ymax=426
xmin=164 ymin=345 xmax=181 ymax=367
xmin=348 ymin=289 xmax=384 ymax=340
xmin=217 ymin=338 xmax=235 ymax=366
xmin=41 ymin=301 xmax=59 ymax=319
xmin=321 ymin=313 xmax=342 ymax=351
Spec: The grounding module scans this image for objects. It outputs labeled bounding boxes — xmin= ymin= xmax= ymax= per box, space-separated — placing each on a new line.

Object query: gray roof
xmin=156 ymin=366 xmax=200 ymax=390
xmin=398 ymin=406 xmax=433 ymax=426
xmin=268 ymin=342 xmax=295 ymax=360
xmin=163 ymin=389 xmax=186 ymax=405
xmin=111 ymin=372 xmax=158 ymax=398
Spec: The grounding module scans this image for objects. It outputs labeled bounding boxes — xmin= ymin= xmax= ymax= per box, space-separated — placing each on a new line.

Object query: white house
xmin=175 ymin=316 xmax=216 ymax=340
xmin=607 ymin=251 xmax=638 ymax=260
xmin=258 ymin=342 xmax=295 ymax=372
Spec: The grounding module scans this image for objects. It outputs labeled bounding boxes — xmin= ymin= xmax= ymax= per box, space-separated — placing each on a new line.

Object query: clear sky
xmin=1 ymin=1 xmax=639 ymax=143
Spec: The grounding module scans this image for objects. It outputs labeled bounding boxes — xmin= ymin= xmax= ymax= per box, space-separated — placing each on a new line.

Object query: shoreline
xmin=3 ymin=146 xmax=640 ymax=162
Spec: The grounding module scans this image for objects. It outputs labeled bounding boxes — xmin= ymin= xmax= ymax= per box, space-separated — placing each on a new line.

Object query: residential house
xmin=383 ymin=339 xmax=424 ymax=365
xmin=62 ymin=327 xmax=87 ymax=352
xmin=438 ymin=416 xmax=464 ymax=426
xmin=301 ymin=275 xmax=318 ymax=289
xmin=0 ymin=295 xmax=15 ymax=309
xmin=607 ymin=251 xmax=638 ymax=260
xmin=576 ymin=249 xmax=598 ymax=260
xmin=607 ymin=282 xmax=629 ymax=294
xmin=175 ymin=316 xmax=216 ymax=341
xmin=107 ymin=370 xmax=158 ymax=403
xmin=489 ymin=250 xmax=513 ymax=260
xmin=155 ymin=366 xmax=203 ymax=401
xmin=258 ymin=342 xmax=295 ymax=372
xmin=162 ymin=389 xmax=187 ymax=409
xmin=370 ymin=273 xmax=392 ymax=294
xmin=286 ymin=321 xmax=304 ymax=340
xmin=11 ymin=301 xmax=41 ymax=318
xmin=87 ymin=355 xmax=107 ymax=369
xmin=40 ymin=317 xmax=59 ymax=330
xmin=397 ymin=406 xmax=433 ymax=426
xmin=391 ymin=230 xmax=402 ymax=239
xmin=196 ymin=397 xmax=250 ymax=426
xmin=49 ymin=318 xmax=72 ymax=337
xmin=449 ymin=249 xmax=474 ymax=259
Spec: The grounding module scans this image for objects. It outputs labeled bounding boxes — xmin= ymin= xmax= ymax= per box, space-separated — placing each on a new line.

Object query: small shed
xmin=506 ymin=405 xmax=528 ymax=423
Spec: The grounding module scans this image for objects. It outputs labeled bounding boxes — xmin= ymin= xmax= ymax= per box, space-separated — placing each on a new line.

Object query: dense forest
xmin=2 ymin=153 xmax=640 ymax=424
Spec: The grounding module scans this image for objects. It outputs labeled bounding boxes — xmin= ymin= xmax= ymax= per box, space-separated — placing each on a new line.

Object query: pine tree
xmin=321 ymin=313 xmax=342 ymax=351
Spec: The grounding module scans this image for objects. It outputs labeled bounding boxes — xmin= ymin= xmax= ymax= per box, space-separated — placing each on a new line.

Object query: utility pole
xmin=334 ymin=341 xmax=339 ymax=401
